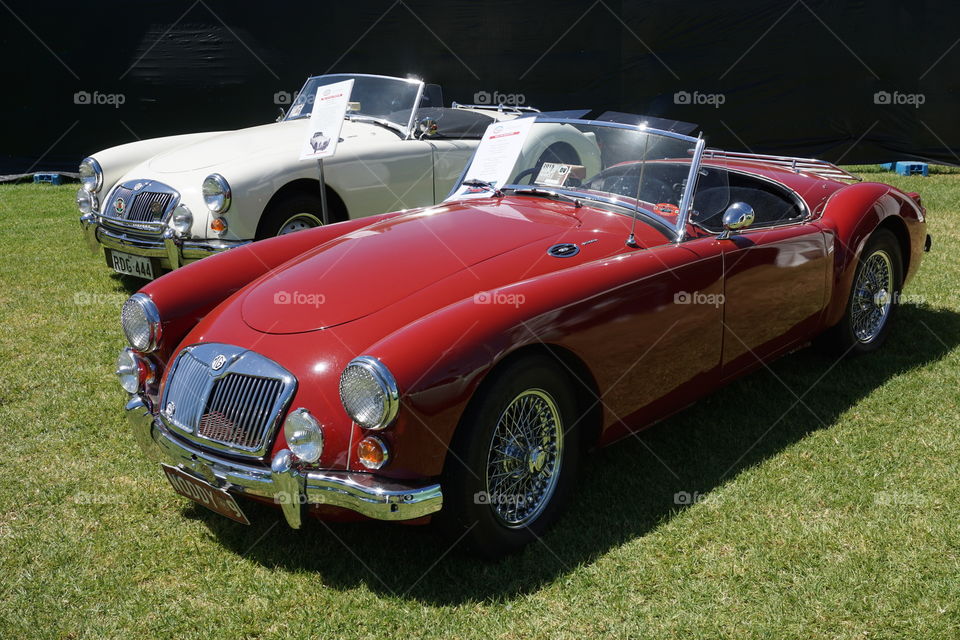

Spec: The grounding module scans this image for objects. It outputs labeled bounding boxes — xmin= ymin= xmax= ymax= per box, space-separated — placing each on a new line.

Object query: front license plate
xmin=161 ymin=464 xmax=250 ymax=525
xmin=109 ymin=249 xmax=154 ymax=279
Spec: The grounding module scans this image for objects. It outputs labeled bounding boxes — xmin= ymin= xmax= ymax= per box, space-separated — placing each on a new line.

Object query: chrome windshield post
xmin=674 ymin=135 xmax=706 ymax=243
xmin=403 ymin=79 xmax=426 ymax=140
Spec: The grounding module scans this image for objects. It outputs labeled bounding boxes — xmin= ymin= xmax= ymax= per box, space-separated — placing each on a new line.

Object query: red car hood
xmin=241 ymin=200 xmax=581 ymax=334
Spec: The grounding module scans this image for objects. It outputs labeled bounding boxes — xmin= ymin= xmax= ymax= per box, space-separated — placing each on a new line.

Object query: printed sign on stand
xmin=299 ymin=79 xmax=354 ymax=161
xmin=447 ymin=116 xmax=536 ymax=200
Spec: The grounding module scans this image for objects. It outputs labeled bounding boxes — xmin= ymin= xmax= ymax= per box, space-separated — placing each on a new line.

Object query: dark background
xmin=1 ymin=0 xmax=957 ymax=174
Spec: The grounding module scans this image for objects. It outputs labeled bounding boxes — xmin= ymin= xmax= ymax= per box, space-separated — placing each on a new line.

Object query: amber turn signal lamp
xmin=357 ymin=436 xmax=389 ymax=470
xmin=210 ymin=217 xmax=227 ymax=233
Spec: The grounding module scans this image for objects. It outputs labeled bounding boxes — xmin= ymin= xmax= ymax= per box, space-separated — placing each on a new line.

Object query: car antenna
xmin=626 ymin=123 xmax=650 ymax=248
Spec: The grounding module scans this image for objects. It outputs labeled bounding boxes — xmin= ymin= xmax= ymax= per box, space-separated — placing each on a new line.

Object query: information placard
xmin=299 ymin=79 xmax=354 ymax=161
xmin=447 ymin=116 xmax=536 ymax=200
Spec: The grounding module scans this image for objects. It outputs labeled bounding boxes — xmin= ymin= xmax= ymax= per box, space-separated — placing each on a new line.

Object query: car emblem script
xmin=211 ymin=354 xmax=227 ymax=371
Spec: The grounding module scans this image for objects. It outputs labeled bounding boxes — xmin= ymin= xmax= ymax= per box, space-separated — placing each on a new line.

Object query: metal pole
xmin=317 ymin=158 xmax=329 ymax=225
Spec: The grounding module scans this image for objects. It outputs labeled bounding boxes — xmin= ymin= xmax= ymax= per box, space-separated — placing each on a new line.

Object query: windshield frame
xmin=284 ymin=73 xmax=426 ymax=139
xmin=499 ymin=117 xmax=706 ymax=242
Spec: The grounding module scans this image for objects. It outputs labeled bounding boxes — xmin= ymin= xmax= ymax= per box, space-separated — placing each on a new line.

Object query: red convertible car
xmin=119 ymin=116 xmax=929 ymax=558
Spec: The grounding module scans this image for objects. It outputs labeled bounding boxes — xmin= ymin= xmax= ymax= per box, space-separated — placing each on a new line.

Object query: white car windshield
xmin=284 ymin=73 xmax=423 ymax=134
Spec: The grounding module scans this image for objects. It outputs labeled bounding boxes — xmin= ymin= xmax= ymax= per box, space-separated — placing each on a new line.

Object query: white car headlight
xmin=79 ymin=157 xmax=102 ymax=193
xmin=202 ymin=174 xmax=231 ymax=213
xmin=76 ymin=188 xmax=98 ymax=214
xmin=339 ymin=356 xmax=399 ymax=430
xmin=121 ymin=293 xmax=162 ymax=352
xmin=283 ymin=408 xmax=324 ymax=463
xmin=169 ymin=205 xmax=193 ymax=237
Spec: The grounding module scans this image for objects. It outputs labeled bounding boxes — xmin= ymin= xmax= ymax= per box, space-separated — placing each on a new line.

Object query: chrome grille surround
xmin=159 ymin=343 xmax=297 ymax=460
xmin=100 ymin=179 xmax=180 ymax=236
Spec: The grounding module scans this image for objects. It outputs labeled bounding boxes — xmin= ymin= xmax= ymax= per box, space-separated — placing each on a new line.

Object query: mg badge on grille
xmin=211 ymin=354 xmax=227 ymax=371
xmin=115 ymin=197 xmax=125 ymax=215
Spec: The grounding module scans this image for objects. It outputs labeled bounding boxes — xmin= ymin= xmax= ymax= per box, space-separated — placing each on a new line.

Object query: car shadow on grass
xmin=109 ymin=272 xmax=148 ymax=294
xmin=187 ymin=303 xmax=960 ymax=604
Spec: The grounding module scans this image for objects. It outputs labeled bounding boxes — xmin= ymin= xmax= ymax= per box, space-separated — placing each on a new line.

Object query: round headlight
xmin=202 ymin=174 xmax=231 ymax=213
xmin=79 ymin=157 xmax=102 ymax=193
xmin=283 ymin=408 xmax=324 ymax=463
xmin=76 ymin=188 xmax=97 ymax=214
xmin=115 ymin=348 xmax=154 ymax=394
xmin=170 ymin=206 xmax=193 ymax=237
xmin=339 ymin=356 xmax=399 ymax=430
xmin=121 ymin=293 xmax=161 ymax=352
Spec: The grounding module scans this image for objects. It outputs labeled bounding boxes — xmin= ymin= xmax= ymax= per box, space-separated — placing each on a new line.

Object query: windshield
xmin=284 ymin=74 xmax=423 ymax=134
xmin=450 ymin=119 xmax=706 ymax=238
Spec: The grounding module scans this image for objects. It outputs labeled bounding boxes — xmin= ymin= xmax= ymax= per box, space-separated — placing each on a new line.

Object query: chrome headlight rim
xmin=79 ymin=157 xmax=103 ymax=193
xmin=121 ymin=293 xmax=162 ymax=353
xmin=283 ymin=407 xmax=324 ymax=463
xmin=339 ymin=356 xmax=399 ymax=431
xmin=202 ymin=173 xmax=232 ymax=214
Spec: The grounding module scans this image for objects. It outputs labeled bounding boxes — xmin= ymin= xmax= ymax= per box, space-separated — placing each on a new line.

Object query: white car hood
xmin=146 ymin=119 xmax=390 ymax=173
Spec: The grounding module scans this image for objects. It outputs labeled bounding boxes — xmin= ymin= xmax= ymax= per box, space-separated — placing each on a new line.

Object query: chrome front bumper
xmin=126 ymin=396 xmax=443 ymax=527
xmin=80 ymin=213 xmax=250 ymax=271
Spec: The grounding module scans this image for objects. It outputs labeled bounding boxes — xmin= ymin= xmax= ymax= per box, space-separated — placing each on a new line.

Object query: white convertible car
xmin=77 ymin=73 xmax=598 ymax=280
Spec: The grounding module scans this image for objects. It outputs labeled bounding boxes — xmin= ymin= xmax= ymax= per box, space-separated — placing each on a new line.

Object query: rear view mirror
xmin=718 ymin=202 xmax=755 ymax=239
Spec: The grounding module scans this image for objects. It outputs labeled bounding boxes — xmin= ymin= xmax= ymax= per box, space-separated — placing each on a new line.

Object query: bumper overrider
xmin=126 ymin=396 xmax=443 ymax=527
xmin=80 ymin=213 xmax=249 ymax=270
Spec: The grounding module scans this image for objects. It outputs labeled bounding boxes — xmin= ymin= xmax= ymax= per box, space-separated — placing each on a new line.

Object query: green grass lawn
xmin=0 ymin=169 xmax=958 ymax=639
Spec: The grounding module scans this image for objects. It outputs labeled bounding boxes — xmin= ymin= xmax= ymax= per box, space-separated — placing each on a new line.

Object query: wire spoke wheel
xmin=851 ymin=249 xmax=894 ymax=344
xmin=484 ymin=389 xmax=563 ymax=528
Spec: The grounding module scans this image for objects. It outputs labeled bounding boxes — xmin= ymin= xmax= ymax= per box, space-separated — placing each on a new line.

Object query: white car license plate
xmin=110 ymin=250 xmax=154 ymax=279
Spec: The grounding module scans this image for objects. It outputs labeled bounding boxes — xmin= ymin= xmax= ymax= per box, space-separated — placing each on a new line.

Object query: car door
xmin=333 ymin=137 xmax=436 ymax=216
xmin=430 ymin=139 xmax=478 ymax=202
xmin=574 ymin=237 xmax=726 ymax=441
xmin=716 ymin=177 xmax=829 ymax=379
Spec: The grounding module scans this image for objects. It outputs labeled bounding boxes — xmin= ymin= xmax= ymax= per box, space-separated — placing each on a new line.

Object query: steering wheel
xmin=512 ymin=167 xmax=539 ymax=184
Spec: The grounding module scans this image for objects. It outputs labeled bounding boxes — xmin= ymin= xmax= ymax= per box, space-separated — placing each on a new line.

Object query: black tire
xmin=438 ymin=355 xmax=582 ymax=560
xmin=818 ymin=228 xmax=903 ymax=355
xmin=256 ymin=192 xmax=343 ymax=239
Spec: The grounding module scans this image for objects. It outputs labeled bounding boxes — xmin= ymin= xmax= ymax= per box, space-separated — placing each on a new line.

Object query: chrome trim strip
xmin=127 ymin=396 xmax=443 ymax=525
xmin=702 ymin=149 xmax=861 ymax=182
xmin=452 ymin=102 xmax=541 ymax=114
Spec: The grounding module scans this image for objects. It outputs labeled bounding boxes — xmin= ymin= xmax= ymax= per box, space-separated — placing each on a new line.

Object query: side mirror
xmin=416 ymin=117 xmax=438 ymax=139
xmin=718 ymin=202 xmax=755 ymax=239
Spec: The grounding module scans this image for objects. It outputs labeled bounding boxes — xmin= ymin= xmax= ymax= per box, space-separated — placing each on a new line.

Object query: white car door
xmin=429 ymin=139 xmax=478 ymax=202
xmin=333 ymin=138 xmax=435 ymax=215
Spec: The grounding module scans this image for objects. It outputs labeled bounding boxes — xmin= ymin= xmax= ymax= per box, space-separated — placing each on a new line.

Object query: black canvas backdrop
xmin=1 ymin=0 xmax=957 ymax=174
